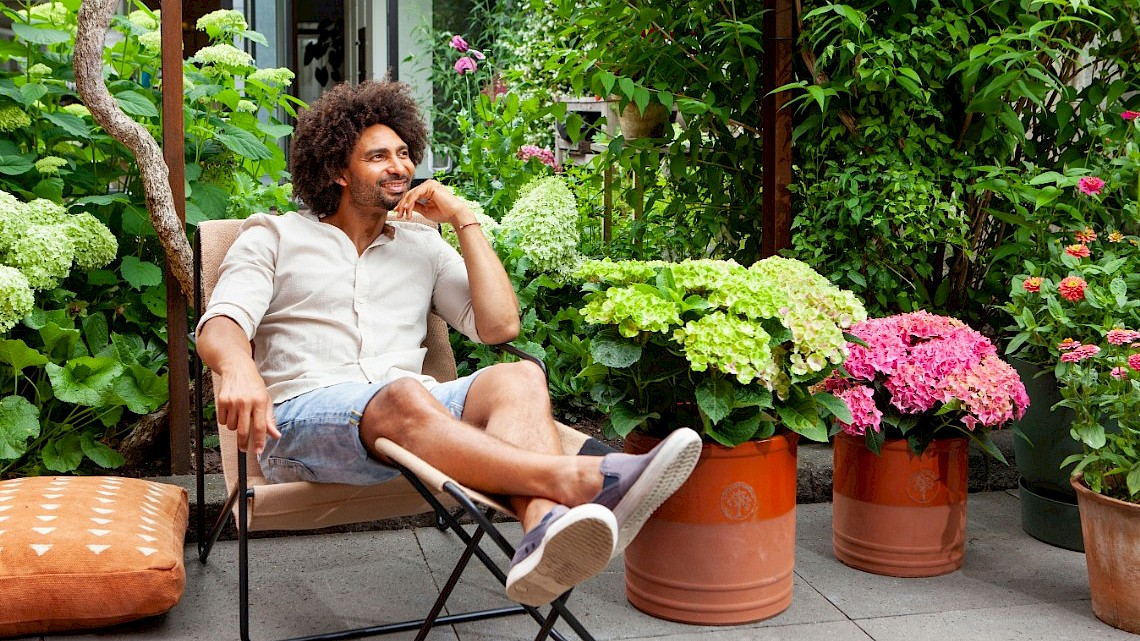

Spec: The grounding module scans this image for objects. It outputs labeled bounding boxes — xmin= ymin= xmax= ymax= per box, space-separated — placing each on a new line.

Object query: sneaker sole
xmin=505 ymin=504 xmax=617 ymax=607
xmin=611 ymin=428 xmax=702 ymax=556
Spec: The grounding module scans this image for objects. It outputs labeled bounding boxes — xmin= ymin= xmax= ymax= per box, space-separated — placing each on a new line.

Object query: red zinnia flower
xmin=1058 ymin=338 xmax=1081 ymax=351
xmin=1123 ymin=110 xmax=1140 ymax=121
xmin=1074 ymin=228 xmax=1097 ymax=243
xmin=1065 ymin=243 xmax=1091 ymax=259
xmin=1061 ymin=344 xmax=1100 ymax=363
xmin=1022 ymin=277 xmax=1043 ymax=293
xmin=1078 ymin=176 xmax=1105 ymax=196
xmin=1058 ymin=276 xmax=1087 ymax=301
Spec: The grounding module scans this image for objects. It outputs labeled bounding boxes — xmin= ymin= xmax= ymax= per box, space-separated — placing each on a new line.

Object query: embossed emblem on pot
xmin=721 ymin=482 xmax=758 ymax=520
xmin=906 ymin=469 xmax=942 ymax=504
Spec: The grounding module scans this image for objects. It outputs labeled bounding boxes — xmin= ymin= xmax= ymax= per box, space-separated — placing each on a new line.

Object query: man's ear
xmin=334 ymin=174 xmax=348 ymax=187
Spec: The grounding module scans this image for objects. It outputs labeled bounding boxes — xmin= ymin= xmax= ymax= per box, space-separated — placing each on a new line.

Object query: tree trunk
xmin=74 ymin=0 xmax=194 ymax=300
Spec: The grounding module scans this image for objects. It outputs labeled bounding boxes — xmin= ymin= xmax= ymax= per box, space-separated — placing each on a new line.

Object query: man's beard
xmin=347 ymin=178 xmax=405 ymax=211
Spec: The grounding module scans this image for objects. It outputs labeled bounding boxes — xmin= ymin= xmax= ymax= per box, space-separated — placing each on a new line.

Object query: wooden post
xmin=762 ymin=0 xmax=793 ymax=258
xmin=162 ymin=0 xmax=190 ymax=474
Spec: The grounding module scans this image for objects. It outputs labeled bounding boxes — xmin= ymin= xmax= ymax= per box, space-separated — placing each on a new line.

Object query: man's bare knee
xmin=360 ymin=378 xmax=447 ymax=447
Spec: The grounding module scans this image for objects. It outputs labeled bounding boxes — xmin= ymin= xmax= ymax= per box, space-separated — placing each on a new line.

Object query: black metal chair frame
xmin=191 ymin=231 xmax=599 ymax=641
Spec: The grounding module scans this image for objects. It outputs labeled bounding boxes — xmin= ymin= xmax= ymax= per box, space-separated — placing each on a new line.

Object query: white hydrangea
xmin=64 ymin=213 xmax=118 ymax=270
xmin=249 ymin=67 xmax=296 ymax=87
xmin=0 ymin=266 xmax=34 ymax=334
xmin=190 ymin=43 xmax=254 ymax=71
xmin=127 ymin=9 xmax=160 ymax=31
xmin=499 ymin=177 xmax=581 ymax=279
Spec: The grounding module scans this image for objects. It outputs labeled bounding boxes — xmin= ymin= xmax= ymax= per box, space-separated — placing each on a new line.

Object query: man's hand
xmin=214 ymin=360 xmax=281 ymax=454
xmin=391 ymin=179 xmax=474 ymax=229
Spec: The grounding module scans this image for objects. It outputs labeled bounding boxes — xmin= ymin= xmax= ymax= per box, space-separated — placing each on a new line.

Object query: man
xmin=196 ymin=80 xmax=701 ymax=607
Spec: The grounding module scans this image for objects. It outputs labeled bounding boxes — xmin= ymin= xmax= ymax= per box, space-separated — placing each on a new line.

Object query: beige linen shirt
xmin=196 ymin=211 xmax=482 ymax=403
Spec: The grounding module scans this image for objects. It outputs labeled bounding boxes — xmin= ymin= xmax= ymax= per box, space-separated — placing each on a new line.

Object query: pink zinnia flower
xmin=1058 ymin=338 xmax=1081 ymax=351
xmin=1060 ymin=344 xmax=1100 ymax=363
xmin=1022 ymin=277 xmax=1042 ymax=293
xmin=1107 ymin=328 xmax=1140 ymax=346
xmin=1129 ymin=353 xmax=1140 ymax=371
xmin=1078 ymin=176 xmax=1105 ymax=195
xmin=1122 ymin=110 xmax=1140 ymax=121
xmin=454 ymin=56 xmax=477 ymax=75
xmin=1111 ymin=367 xmax=1128 ymax=379
xmin=1074 ymin=228 xmax=1097 ymax=243
xmin=449 ymin=35 xmax=469 ymax=52
xmin=1058 ymin=276 xmax=1087 ymax=301
xmin=1065 ymin=243 xmax=1091 ymax=259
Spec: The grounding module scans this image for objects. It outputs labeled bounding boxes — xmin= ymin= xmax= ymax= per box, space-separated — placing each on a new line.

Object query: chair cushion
xmin=0 ymin=476 xmax=188 ymax=636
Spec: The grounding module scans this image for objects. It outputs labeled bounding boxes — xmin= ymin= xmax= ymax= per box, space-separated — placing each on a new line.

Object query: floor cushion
xmin=0 ymin=476 xmax=188 ymax=636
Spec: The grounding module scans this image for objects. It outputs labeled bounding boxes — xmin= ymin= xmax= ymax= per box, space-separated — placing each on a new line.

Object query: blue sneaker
xmin=591 ymin=427 xmax=702 ymax=556
xmin=505 ymin=503 xmax=617 ymax=606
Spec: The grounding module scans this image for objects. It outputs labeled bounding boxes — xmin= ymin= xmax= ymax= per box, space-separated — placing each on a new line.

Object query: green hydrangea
xmin=190 ymin=43 xmax=254 ymax=71
xmin=670 ymin=259 xmax=740 ymax=293
xmin=500 ymin=177 xmax=581 ymax=278
xmin=674 ymin=311 xmax=781 ymax=387
xmin=441 ymin=197 xmax=499 ymax=249
xmin=236 ymin=99 xmax=258 ymax=114
xmin=581 ymin=287 xmax=681 ymax=337
xmin=0 ymin=266 xmax=34 ymax=334
xmin=127 ymin=9 xmax=159 ymax=31
xmin=35 ymin=156 xmax=67 ymax=175
xmin=27 ymin=63 xmax=51 ymax=77
xmin=249 ymin=67 xmax=296 ymax=87
xmin=61 ymin=104 xmax=91 ymax=118
xmin=196 ymin=9 xmax=248 ymax=37
xmin=15 ymin=2 xmax=72 ymax=27
xmin=22 ymin=199 xmax=68 ymax=225
xmin=8 ymin=225 xmax=74 ymax=290
xmin=0 ymin=106 xmax=32 ymax=133
xmin=574 ymin=258 xmax=664 ymax=285
xmin=138 ymin=31 xmax=163 ymax=54
xmin=64 ymin=213 xmax=118 ymax=270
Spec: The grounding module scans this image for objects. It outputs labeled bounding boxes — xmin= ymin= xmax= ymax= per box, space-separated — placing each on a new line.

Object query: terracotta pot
xmin=832 ymin=433 xmax=968 ymax=577
xmin=1072 ymin=475 xmax=1140 ymax=634
xmin=618 ymin=102 xmax=669 ymax=139
xmin=622 ymin=431 xmax=798 ymax=625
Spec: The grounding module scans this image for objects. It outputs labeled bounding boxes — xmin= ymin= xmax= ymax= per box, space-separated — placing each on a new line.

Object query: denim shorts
xmin=259 ymin=371 xmax=485 ymax=485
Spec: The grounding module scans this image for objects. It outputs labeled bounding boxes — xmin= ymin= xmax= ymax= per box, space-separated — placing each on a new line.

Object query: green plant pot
xmin=1010 ymin=358 xmax=1084 ymax=550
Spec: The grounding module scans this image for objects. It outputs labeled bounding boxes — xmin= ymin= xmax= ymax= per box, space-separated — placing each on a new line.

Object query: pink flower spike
xmin=1077 ymin=176 xmax=1105 ymax=196
xmin=449 ymin=35 xmax=469 ymax=52
xmin=1122 ymin=110 xmax=1140 ymax=121
xmin=470 ymin=49 xmax=486 ymax=61
xmin=454 ymin=57 xmax=477 ymax=75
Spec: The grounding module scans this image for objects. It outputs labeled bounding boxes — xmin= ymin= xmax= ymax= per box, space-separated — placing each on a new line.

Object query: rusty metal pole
xmin=161 ymin=0 xmax=190 ymax=474
xmin=762 ymin=0 xmax=793 ymax=258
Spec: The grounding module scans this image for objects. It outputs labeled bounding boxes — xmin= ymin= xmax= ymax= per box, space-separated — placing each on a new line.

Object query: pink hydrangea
xmin=518 ymin=145 xmax=557 ymax=168
xmin=832 ymin=312 xmax=1027 ymax=434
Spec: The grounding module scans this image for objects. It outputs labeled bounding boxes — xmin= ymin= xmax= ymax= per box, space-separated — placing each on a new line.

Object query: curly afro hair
xmin=290 ymin=81 xmax=429 ymax=217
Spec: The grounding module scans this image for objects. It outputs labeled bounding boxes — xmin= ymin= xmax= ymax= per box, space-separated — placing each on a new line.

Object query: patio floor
xmin=11 ymin=489 xmax=1133 ymax=641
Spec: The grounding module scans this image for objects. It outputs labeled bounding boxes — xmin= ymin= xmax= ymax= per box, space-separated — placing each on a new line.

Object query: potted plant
xmin=819 ymin=311 xmax=1029 ymax=577
xmin=574 ymin=256 xmax=865 ymax=624
xmin=1054 ymin=328 xmax=1140 ymax=634
xmin=1004 ymin=225 xmax=1140 ymax=549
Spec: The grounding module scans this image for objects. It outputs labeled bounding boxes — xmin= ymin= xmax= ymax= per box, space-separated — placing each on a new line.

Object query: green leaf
xmin=1127 ymin=462 xmax=1140 ymax=498
xmin=696 ymin=377 xmax=734 ymax=425
xmin=113 ymin=90 xmax=159 ymax=118
xmin=82 ymin=313 xmax=110 ymax=357
xmin=216 ymin=125 xmax=274 ymax=160
xmin=38 ymin=322 xmax=82 ymax=360
xmin=256 ymin=121 xmax=294 ymax=139
xmin=589 ymin=334 xmax=642 ymax=368
xmin=814 ymin=391 xmax=853 ymax=424
xmin=42 ymin=431 xmax=83 ymax=472
xmin=19 ymin=82 xmax=48 ymax=105
xmin=609 ymin=404 xmax=657 ymax=437
xmin=0 ymin=151 xmax=35 ymax=176
xmin=44 ymin=111 xmax=91 ymax=138
xmin=12 ymin=23 xmax=71 ymax=45
xmin=0 ymin=396 xmax=40 ymax=460
xmin=80 ymin=433 xmax=124 ymax=469
xmin=776 ymin=403 xmax=828 ymax=442
xmin=0 ymin=339 xmax=49 ymax=372
xmin=120 ymin=256 xmax=163 ymax=290
xmin=46 ymin=357 xmax=125 ymax=406
xmin=707 ymin=412 xmax=766 ymax=447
